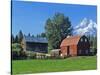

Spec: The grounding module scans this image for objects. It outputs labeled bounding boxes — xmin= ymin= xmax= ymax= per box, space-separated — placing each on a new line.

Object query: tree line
xmin=87 ymin=35 xmax=97 ymax=51
xmin=11 ymin=30 xmax=46 ymax=44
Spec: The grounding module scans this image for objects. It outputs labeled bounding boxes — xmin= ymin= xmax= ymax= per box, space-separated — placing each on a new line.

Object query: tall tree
xmin=36 ymin=34 xmax=41 ymax=38
xmin=45 ymin=18 xmax=54 ymax=50
xmin=40 ymin=32 xmax=46 ymax=38
xmin=15 ymin=35 xmax=18 ymax=43
xmin=32 ymin=34 xmax=35 ymax=37
xmin=93 ymin=36 xmax=97 ymax=50
xmin=45 ymin=13 xmax=73 ymax=50
xmin=28 ymin=33 xmax=31 ymax=37
xmin=87 ymin=35 xmax=97 ymax=52
xmin=11 ymin=34 xmax=15 ymax=43
xmin=18 ymin=30 xmax=23 ymax=43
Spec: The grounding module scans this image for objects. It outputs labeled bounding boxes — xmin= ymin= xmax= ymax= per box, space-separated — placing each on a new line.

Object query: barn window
xmin=85 ymin=39 xmax=87 ymax=42
xmin=81 ymin=38 xmax=83 ymax=42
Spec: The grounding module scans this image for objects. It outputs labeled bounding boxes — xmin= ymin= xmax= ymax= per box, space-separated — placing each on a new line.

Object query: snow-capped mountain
xmin=73 ymin=18 xmax=97 ymax=36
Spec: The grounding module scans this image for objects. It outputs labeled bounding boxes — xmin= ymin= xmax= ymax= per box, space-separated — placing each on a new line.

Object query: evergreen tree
xmin=15 ymin=35 xmax=18 ymax=43
xmin=18 ymin=30 xmax=23 ymax=43
xmin=32 ymin=35 xmax=35 ymax=37
xmin=40 ymin=32 xmax=46 ymax=38
xmin=11 ymin=34 xmax=15 ymax=43
xmin=36 ymin=34 xmax=41 ymax=38
xmin=28 ymin=33 xmax=31 ymax=37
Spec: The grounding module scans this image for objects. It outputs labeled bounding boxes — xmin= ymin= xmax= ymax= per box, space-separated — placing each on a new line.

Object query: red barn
xmin=60 ymin=35 xmax=90 ymax=57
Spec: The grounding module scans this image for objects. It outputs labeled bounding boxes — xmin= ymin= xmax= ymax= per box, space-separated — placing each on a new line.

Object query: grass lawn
xmin=12 ymin=56 xmax=97 ymax=74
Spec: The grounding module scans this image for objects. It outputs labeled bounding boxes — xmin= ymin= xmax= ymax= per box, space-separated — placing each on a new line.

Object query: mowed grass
xmin=12 ymin=56 xmax=97 ymax=74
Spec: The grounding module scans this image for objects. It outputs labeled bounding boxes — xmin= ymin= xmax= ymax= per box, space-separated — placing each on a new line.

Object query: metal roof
xmin=24 ymin=36 xmax=48 ymax=43
xmin=60 ymin=35 xmax=81 ymax=47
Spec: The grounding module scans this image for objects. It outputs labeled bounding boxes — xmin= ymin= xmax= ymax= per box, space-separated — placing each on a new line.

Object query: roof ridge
xmin=60 ymin=35 xmax=82 ymax=47
xmin=24 ymin=36 xmax=48 ymax=43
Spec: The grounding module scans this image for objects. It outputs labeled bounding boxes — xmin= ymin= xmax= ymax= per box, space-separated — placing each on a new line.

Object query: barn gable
xmin=60 ymin=36 xmax=81 ymax=47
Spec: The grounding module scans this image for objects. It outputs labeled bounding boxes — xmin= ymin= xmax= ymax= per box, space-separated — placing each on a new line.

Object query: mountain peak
xmin=73 ymin=18 xmax=97 ymax=36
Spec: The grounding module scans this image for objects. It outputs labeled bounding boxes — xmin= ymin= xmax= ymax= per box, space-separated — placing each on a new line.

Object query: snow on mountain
xmin=73 ymin=18 xmax=97 ymax=36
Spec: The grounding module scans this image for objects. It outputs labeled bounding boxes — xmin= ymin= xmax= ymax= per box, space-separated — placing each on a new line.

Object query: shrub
xmin=12 ymin=43 xmax=22 ymax=60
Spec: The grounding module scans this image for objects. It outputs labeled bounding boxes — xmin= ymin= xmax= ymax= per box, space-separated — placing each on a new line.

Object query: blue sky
xmin=12 ymin=1 xmax=97 ymax=36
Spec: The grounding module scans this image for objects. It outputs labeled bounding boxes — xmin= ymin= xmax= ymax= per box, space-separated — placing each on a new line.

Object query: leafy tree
xmin=93 ymin=36 xmax=97 ymax=49
xmin=45 ymin=13 xmax=73 ymax=50
xmin=12 ymin=43 xmax=21 ymax=52
xmin=45 ymin=18 xmax=53 ymax=50
xmin=87 ymin=35 xmax=97 ymax=54
xmin=89 ymin=35 xmax=97 ymax=49
xmin=18 ymin=30 xmax=23 ymax=43
xmin=12 ymin=43 xmax=23 ymax=60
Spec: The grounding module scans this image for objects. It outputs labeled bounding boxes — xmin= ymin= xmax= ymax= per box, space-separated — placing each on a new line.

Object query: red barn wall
xmin=61 ymin=47 xmax=67 ymax=56
xmin=70 ymin=45 xmax=77 ymax=56
xmin=61 ymin=45 xmax=77 ymax=57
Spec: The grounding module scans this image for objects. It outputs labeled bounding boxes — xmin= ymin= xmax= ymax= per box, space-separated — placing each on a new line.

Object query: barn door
xmin=67 ymin=46 xmax=70 ymax=56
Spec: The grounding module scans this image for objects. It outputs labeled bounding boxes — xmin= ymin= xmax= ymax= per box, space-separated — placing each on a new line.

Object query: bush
xmin=12 ymin=51 xmax=20 ymax=60
xmin=12 ymin=43 xmax=23 ymax=60
xmin=89 ymin=48 xmax=97 ymax=56
xmin=19 ymin=50 xmax=27 ymax=60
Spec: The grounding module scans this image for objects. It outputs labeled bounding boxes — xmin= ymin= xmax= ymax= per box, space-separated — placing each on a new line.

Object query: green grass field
xmin=12 ymin=56 xmax=97 ymax=74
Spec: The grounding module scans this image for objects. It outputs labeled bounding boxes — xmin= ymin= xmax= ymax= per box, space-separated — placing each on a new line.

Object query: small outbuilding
xmin=50 ymin=49 xmax=61 ymax=58
xmin=60 ymin=35 xmax=90 ymax=57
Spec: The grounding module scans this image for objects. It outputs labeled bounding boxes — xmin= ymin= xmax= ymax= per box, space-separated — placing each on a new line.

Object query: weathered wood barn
xmin=60 ymin=35 xmax=90 ymax=56
xmin=21 ymin=36 xmax=48 ymax=53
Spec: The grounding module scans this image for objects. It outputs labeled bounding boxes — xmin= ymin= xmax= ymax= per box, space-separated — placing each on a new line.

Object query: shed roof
xmin=24 ymin=36 xmax=48 ymax=43
xmin=60 ymin=36 xmax=81 ymax=47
